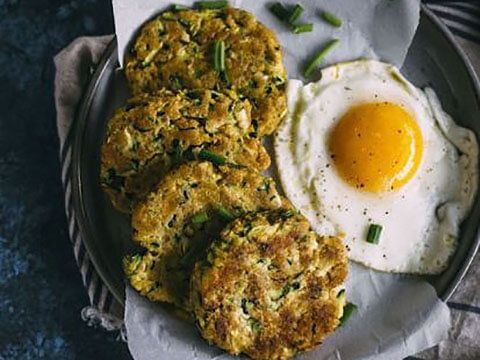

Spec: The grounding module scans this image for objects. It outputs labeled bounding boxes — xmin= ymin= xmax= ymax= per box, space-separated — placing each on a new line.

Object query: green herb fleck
xmin=340 ymin=302 xmax=357 ymax=326
xmin=303 ymin=38 xmax=340 ymax=78
xmin=196 ymin=0 xmax=228 ymax=9
xmin=269 ymin=2 xmax=290 ymax=22
xmin=280 ymin=209 xmax=295 ymax=219
xmin=248 ymin=318 xmax=262 ymax=333
xmin=140 ymin=48 xmax=160 ymax=68
xmin=366 ymin=224 xmax=382 ymax=244
xmin=171 ymin=4 xmax=189 ymax=11
xmin=191 ymin=212 xmax=209 ymax=224
xmin=198 ymin=149 xmax=226 ymax=166
xmin=105 ymin=169 xmax=124 ymax=191
xmin=292 ymin=23 xmax=313 ymax=34
xmin=321 ymin=11 xmax=342 ymax=27
xmin=172 ymin=140 xmax=183 ymax=165
xmin=272 ymin=284 xmax=291 ymax=301
xmin=217 ymin=206 xmax=235 ymax=221
xmin=241 ymin=298 xmax=254 ymax=314
xmin=288 ymin=4 xmax=304 ymax=25
xmin=124 ymin=254 xmax=142 ymax=274
xmin=169 ymin=75 xmax=183 ymax=90
xmin=213 ymin=40 xmax=225 ymax=72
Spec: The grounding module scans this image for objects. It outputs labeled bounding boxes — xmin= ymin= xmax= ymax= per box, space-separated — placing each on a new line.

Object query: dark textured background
xmin=0 ymin=0 xmax=130 ymax=358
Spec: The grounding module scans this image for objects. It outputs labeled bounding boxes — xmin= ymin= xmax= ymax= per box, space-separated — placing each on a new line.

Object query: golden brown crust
xmin=191 ymin=209 xmax=348 ymax=360
xmin=124 ymin=161 xmax=283 ymax=309
xmin=125 ymin=8 xmax=287 ymax=136
xmin=100 ymin=88 xmax=270 ymax=212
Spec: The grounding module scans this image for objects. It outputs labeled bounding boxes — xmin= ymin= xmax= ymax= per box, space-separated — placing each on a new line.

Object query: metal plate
xmin=72 ymin=7 xmax=480 ymax=306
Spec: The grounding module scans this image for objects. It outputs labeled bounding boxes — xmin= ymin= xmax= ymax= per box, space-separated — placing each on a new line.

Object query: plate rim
xmin=71 ymin=5 xmax=480 ymax=307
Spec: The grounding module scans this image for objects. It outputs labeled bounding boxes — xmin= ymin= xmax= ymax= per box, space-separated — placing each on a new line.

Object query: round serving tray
xmin=72 ymin=6 xmax=480 ymax=306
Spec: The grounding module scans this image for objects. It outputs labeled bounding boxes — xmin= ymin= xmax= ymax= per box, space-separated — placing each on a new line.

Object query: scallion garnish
xmin=366 ymin=224 xmax=383 ymax=244
xmin=191 ymin=212 xmax=209 ymax=224
xmin=288 ymin=4 xmax=304 ymax=25
xmin=339 ymin=302 xmax=357 ymax=326
xmin=292 ymin=23 xmax=313 ymax=34
xmin=269 ymin=2 xmax=290 ymax=22
xmin=213 ymin=40 xmax=225 ymax=72
xmin=321 ymin=11 xmax=342 ymax=27
xmin=172 ymin=4 xmax=189 ymax=11
xmin=303 ymin=38 xmax=339 ymax=77
xmin=217 ymin=206 xmax=235 ymax=221
xmin=196 ymin=0 xmax=228 ymax=9
xmin=172 ymin=140 xmax=183 ymax=165
xmin=198 ymin=149 xmax=227 ymax=166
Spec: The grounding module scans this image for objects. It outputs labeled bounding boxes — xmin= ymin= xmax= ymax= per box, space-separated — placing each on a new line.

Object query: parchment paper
xmin=113 ymin=0 xmax=452 ymax=359
xmin=112 ymin=0 xmax=421 ymax=73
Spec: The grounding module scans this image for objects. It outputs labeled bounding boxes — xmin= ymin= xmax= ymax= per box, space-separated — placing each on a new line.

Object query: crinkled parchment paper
xmin=113 ymin=0 xmax=451 ymax=359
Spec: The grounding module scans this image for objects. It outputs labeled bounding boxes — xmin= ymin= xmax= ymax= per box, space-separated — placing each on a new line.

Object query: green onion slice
xmin=217 ymin=206 xmax=235 ymax=221
xmin=198 ymin=149 xmax=227 ymax=166
xmin=321 ymin=11 xmax=343 ymax=27
xmin=172 ymin=140 xmax=183 ymax=164
xmin=191 ymin=212 xmax=209 ymax=224
xmin=269 ymin=2 xmax=290 ymax=22
xmin=303 ymin=38 xmax=339 ymax=77
xmin=196 ymin=0 xmax=228 ymax=9
xmin=366 ymin=224 xmax=383 ymax=244
xmin=172 ymin=4 xmax=189 ymax=11
xmin=292 ymin=23 xmax=313 ymax=34
xmin=288 ymin=4 xmax=304 ymax=25
xmin=213 ymin=40 xmax=225 ymax=72
xmin=340 ymin=302 xmax=357 ymax=326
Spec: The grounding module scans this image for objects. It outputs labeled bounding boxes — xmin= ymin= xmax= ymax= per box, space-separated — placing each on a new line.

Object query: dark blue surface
xmin=0 ymin=0 xmax=130 ymax=359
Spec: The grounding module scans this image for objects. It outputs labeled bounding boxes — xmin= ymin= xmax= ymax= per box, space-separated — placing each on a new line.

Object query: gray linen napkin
xmin=54 ymin=36 xmax=480 ymax=360
xmin=54 ymin=35 xmax=125 ymax=333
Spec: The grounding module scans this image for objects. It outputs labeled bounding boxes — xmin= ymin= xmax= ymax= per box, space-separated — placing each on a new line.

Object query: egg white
xmin=274 ymin=60 xmax=478 ymax=274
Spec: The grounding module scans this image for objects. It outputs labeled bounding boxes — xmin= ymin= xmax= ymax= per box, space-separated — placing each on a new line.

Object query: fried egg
xmin=274 ymin=60 xmax=478 ymax=274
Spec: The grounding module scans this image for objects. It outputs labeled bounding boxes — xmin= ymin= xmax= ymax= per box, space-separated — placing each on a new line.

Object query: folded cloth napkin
xmin=54 ymin=6 xmax=480 ymax=359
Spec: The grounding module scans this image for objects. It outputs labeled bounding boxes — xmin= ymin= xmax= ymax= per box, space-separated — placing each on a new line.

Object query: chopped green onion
xmin=218 ymin=41 xmax=225 ymax=72
xmin=172 ymin=140 xmax=183 ymax=165
xmin=269 ymin=2 xmax=290 ymax=22
xmin=217 ymin=206 xmax=235 ymax=221
xmin=292 ymin=23 xmax=313 ymax=34
xmin=191 ymin=212 xmax=209 ymax=224
xmin=321 ymin=11 xmax=342 ymax=27
xmin=220 ymin=69 xmax=230 ymax=85
xmin=171 ymin=4 xmax=189 ymax=11
xmin=337 ymin=289 xmax=345 ymax=298
xmin=340 ymin=302 xmax=357 ymax=326
xmin=366 ymin=224 xmax=383 ymax=244
xmin=280 ymin=209 xmax=295 ymax=219
xmin=248 ymin=318 xmax=262 ymax=333
xmin=303 ymin=38 xmax=340 ymax=77
xmin=213 ymin=40 xmax=225 ymax=72
xmin=196 ymin=0 xmax=228 ymax=9
xmin=141 ymin=48 xmax=160 ymax=68
xmin=288 ymin=4 xmax=304 ymax=25
xmin=198 ymin=149 xmax=227 ymax=165
xmin=124 ymin=254 xmax=142 ymax=273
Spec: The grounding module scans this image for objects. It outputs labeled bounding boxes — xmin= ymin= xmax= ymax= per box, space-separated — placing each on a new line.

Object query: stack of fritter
xmin=100 ymin=6 xmax=348 ymax=360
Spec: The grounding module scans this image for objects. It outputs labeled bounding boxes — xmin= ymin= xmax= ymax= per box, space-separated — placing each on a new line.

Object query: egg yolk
xmin=328 ymin=102 xmax=423 ymax=193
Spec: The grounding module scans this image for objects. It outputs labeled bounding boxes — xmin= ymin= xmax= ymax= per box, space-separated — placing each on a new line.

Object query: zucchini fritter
xmin=124 ymin=161 xmax=283 ymax=309
xmin=191 ymin=209 xmax=348 ymax=360
xmin=125 ymin=8 xmax=287 ymax=137
xmin=101 ymin=88 xmax=270 ymax=212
